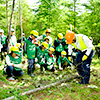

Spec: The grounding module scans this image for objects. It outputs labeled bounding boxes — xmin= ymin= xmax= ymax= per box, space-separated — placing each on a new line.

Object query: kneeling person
xmin=4 ymin=46 xmax=24 ymax=81
xmin=35 ymin=42 xmax=49 ymax=69
xmin=41 ymin=47 xmax=56 ymax=72
xmin=58 ymin=51 xmax=72 ymax=70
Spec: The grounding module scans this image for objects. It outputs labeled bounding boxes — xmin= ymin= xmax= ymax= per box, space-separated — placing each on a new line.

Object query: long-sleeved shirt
xmin=36 ymin=34 xmax=53 ymax=45
xmin=68 ymin=34 xmax=94 ymax=56
xmin=5 ymin=55 xmax=23 ymax=68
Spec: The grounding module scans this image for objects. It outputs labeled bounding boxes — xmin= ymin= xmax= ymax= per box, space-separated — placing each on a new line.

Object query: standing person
xmin=17 ymin=33 xmax=26 ymax=43
xmin=4 ymin=46 xmax=24 ymax=81
xmin=54 ymin=33 xmax=65 ymax=63
xmin=9 ymin=28 xmax=17 ymax=48
xmin=36 ymin=29 xmax=53 ymax=46
xmin=65 ymin=31 xmax=95 ymax=84
xmin=24 ymin=30 xmax=38 ymax=77
xmin=0 ymin=29 xmax=7 ymax=61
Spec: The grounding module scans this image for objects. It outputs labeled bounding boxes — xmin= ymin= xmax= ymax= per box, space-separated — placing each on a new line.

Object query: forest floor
xmin=0 ymin=56 xmax=100 ymax=100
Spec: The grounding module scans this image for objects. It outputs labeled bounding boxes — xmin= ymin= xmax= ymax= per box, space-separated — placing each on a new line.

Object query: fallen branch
xmin=3 ymin=75 xmax=78 ymax=100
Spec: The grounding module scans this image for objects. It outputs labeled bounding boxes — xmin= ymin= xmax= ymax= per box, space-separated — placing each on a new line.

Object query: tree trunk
xmin=7 ymin=0 xmax=16 ymax=54
xmin=6 ymin=0 xmax=9 ymax=35
xmin=19 ymin=0 xmax=23 ymax=58
xmin=3 ymin=75 xmax=78 ymax=100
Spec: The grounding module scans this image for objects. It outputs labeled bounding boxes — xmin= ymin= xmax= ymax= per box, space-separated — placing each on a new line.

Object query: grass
xmin=0 ymin=56 xmax=100 ymax=99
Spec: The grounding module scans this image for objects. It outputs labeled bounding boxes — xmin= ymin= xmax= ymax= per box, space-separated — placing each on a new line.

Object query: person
xmin=9 ymin=28 xmax=17 ymax=48
xmin=65 ymin=31 xmax=95 ymax=84
xmin=44 ymin=37 xmax=51 ymax=49
xmin=0 ymin=29 xmax=7 ymax=61
xmin=17 ymin=33 xmax=26 ymax=43
xmin=35 ymin=42 xmax=49 ymax=70
xmin=58 ymin=51 xmax=72 ymax=70
xmin=4 ymin=46 xmax=24 ymax=81
xmin=41 ymin=47 xmax=56 ymax=72
xmin=54 ymin=33 xmax=65 ymax=63
xmin=24 ymin=30 xmax=38 ymax=77
xmin=36 ymin=29 xmax=53 ymax=46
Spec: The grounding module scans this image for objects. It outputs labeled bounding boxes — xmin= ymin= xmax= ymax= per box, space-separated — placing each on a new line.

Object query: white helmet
xmin=0 ymin=29 xmax=4 ymax=33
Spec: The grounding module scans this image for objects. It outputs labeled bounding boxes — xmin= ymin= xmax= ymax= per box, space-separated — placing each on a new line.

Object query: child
xmin=35 ymin=42 xmax=49 ymax=69
xmin=36 ymin=29 xmax=53 ymax=45
xmin=41 ymin=47 xmax=56 ymax=72
xmin=58 ymin=51 xmax=72 ymax=70
xmin=0 ymin=29 xmax=7 ymax=61
xmin=54 ymin=33 xmax=64 ymax=62
xmin=44 ymin=37 xmax=51 ymax=48
xmin=24 ymin=30 xmax=38 ymax=77
xmin=4 ymin=46 xmax=24 ymax=81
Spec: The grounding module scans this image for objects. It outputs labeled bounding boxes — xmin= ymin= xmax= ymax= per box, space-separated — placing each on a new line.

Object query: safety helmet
xmin=22 ymin=33 xmax=25 ymax=36
xmin=16 ymin=43 xmax=21 ymax=48
xmin=45 ymin=29 xmax=51 ymax=33
xmin=10 ymin=46 xmax=19 ymax=53
xmin=42 ymin=42 xmax=49 ymax=49
xmin=61 ymin=51 xmax=67 ymax=55
xmin=65 ymin=31 xmax=75 ymax=44
xmin=11 ymin=28 xmax=15 ymax=32
xmin=0 ymin=29 xmax=4 ymax=33
xmin=44 ymin=37 xmax=49 ymax=41
xmin=30 ymin=30 xmax=39 ymax=37
xmin=66 ymin=30 xmax=71 ymax=33
xmin=57 ymin=33 xmax=63 ymax=39
xmin=49 ymin=47 xmax=55 ymax=52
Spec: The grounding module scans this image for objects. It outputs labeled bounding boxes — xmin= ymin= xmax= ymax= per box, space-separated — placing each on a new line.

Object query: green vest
xmin=2 ymin=35 xmax=7 ymax=45
xmin=72 ymin=36 xmax=87 ymax=50
xmin=25 ymin=39 xmax=36 ymax=59
xmin=45 ymin=53 xmax=55 ymax=66
xmin=58 ymin=56 xmax=71 ymax=66
xmin=7 ymin=54 xmax=21 ymax=64
xmin=55 ymin=38 xmax=64 ymax=52
xmin=36 ymin=46 xmax=46 ymax=64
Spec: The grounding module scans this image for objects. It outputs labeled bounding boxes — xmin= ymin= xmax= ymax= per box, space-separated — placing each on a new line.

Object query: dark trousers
xmin=6 ymin=66 xmax=24 ymax=77
xmin=76 ymin=50 xmax=94 ymax=84
xmin=27 ymin=59 xmax=35 ymax=74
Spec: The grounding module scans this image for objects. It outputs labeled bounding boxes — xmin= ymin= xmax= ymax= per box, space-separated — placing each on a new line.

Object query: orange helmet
xmin=65 ymin=31 xmax=75 ymax=44
xmin=45 ymin=29 xmax=51 ymax=33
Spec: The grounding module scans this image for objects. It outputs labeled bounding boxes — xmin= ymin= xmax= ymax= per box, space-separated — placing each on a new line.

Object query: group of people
xmin=0 ymin=28 xmax=95 ymax=84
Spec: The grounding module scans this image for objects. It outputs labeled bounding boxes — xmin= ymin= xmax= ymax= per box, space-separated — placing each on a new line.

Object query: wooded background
xmin=0 ymin=0 xmax=100 ymax=44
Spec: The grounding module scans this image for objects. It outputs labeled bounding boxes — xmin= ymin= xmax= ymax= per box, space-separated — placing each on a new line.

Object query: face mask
xmin=14 ymin=56 xmax=19 ymax=59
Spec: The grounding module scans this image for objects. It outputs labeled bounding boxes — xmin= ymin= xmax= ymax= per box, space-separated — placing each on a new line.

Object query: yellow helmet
xmin=44 ymin=37 xmax=49 ymax=41
xmin=30 ymin=30 xmax=39 ymax=37
xmin=10 ymin=46 xmax=19 ymax=52
xmin=61 ymin=51 xmax=67 ymax=55
xmin=49 ymin=47 xmax=55 ymax=52
xmin=16 ymin=43 xmax=21 ymax=48
xmin=57 ymin=33 xmax=63 ymax=39
xmin=42 ymin=42 xmax=49 ymax=49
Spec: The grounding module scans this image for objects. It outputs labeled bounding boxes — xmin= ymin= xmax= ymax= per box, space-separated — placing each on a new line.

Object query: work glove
xmin=35 ymin=64 xmax=40 ymax=68
xmin=59 ymin=66 xmax=63 ymax=70
xmin=49 ymin=65 xmax=53 ymax=70
xmin=71 ymin=64 xmax=74 ymax=70
xmin=82 ymin=55 xmax=88 ymax=61
xmin=35 ymin=58 xmax=38 ymax=62
xmin=68 ymin=57 xmax=71 ymax=61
